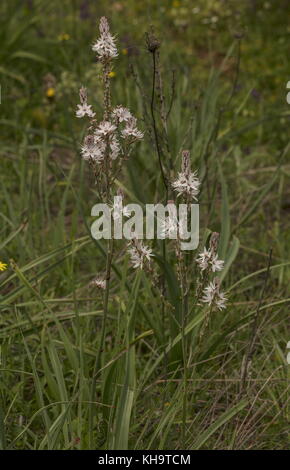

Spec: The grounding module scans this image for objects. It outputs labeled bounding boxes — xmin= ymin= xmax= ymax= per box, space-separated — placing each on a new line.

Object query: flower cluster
xmin=160 ymin=210 xmax=188 ymax=240
xmin=172 ymin=171 xmax=200 ymax=200
xmin=76 ymin=86 xmax=95 ymax=118
xmin=128 ymin=239 xmax=153 ymax=270
xmin=81 ymin=134 xmax=105 ymax=162
xmin=172 ymin=150 xmax=200 ymax=200
xmin=92 ymin=16 xmax=118 ymax=60
xmin=201 ymin=278 xmax=227 ymax=311
xmin=76 ymin=18 xmax=143 ymax=170
xmin=121 ymin=117 xmax=144 ymax=141
xmin=196 ymin=247 xmax=224 ymax=272
xmin=112 ymin=105 xmax=133 ymax=123
xmin=78 ymin=106 xmax=143 ymax=165
xmin=197 ymin=232 xmax=227 ymax=310
xmin=196 ymin=231 xmax=224 ymax=273
xmin=160 ymin=212 xmax=179 ymax=239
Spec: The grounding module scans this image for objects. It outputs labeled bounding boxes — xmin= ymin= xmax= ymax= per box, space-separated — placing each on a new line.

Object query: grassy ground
xmin=0 ymin=0 xmax=289 ymax=450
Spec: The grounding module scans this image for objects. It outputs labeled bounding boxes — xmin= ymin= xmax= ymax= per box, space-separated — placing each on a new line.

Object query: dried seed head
xmin=145 ymin=28 xmax=160 ymax=53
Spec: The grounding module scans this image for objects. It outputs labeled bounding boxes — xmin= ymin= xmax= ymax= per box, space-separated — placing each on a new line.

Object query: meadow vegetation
xmin=0 ymin=0 xmax=289 ymax=450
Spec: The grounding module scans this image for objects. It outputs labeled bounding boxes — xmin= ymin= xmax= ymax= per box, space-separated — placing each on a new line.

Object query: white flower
xmin=201 ymin=280 xmax=227 ymax=310
xmin=201 ymin=281 xmax=217 ymax=304
xmin=160 ymin=212 xmax=182 ymax=239
xmin=95 ymin=120 xmax=117 ymax=137
xmin=215 ymin=291 xmax=227 ymax=310
xmin=210 ymin=254 xmax=224 ymax=272
xmin=92 ymin=17 xmax=118 ymax=60
xmin=196 ymin=247 xmax=212 ymax=271
xmin=80 ymin=135 xmax=105 ymax=162
xmin=76 ymin=86 xmax=95 ymax=118
xmin=112 ymin=105 xmax=132 ymax=123
xmin=90 ymin=277 xmax=106 ymax=289
xmin=92 ymin=36 xmax=118 ymax=59
xmin=196 ymin=248 xmax=224 ymax=272
xmin=121 ymin=117 xmax=144 ymax=140
xmin=172 ymin=171 xmax=200 ymax=200
xmin=128 ymin=240 xmax=153 ymax=269
xmin=112 ymin=196 xmax=131 ymax=220
xmin=76 ymin=102 xmax=95 ymax=118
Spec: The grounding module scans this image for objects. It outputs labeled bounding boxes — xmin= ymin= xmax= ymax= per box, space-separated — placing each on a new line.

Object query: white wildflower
xmin=128 ymin=240 xmax=153 ymax=269
xmin=90 ymin=277 xmax=106 ymax=289
xmin=172 ymin=150 xmax=200 ymax=200
xmin=80 ymin=135 xmax=105 ymax=162
xmin=76 ymin=86 xmax=95 ymax=118
xmin=77 ymin=19 xmax=143 ymax=170
xmin=215 ymin=291 xmax=227 ymax=310
xmin=160 ymin=211 xmax=181 ymax=239
xmin=172 ymin=171 xmax=200 ymax=200
xmin=210 ymin=254 xmax=224 ymax=272
xmin=202 ymin=281 xmax=217 ymax=304
xmin=201 ymin=279 xmax=227 ymax=310
xmin=196 ymin=247 xmax=212 ymax=271
xmin=112 ymin=195 xmax=131 ymax=220
xmin=121 ymin=117 xmax=144 ymax=140
xmin=95 ymin=120 xmax=117 ymax=137
xmin=196 ymin=248 xmax=224 ymax=272
xmin=112 ymin=105 xmax=132 ymax=123
xmin=76 ymin=102 xmax=95 ymax=118
xmin=92 ymin=17 xmax=118 ymax=60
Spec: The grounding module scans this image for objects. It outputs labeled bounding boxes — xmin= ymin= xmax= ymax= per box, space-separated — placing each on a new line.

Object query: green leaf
xmin=192 ymin=400 xmax=248 ymax=449
xmin=113 ymin=273 xmax=141 ymax=450
xmin=10 ymin=51 xmax=47 ymax=63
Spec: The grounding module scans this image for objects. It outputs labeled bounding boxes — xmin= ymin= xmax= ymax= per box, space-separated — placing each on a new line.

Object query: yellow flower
xmin=0 ymin=261 xmax=8 ymax=272
xmin=122 ymin=48 xmax=128 ymax=55
xmin=108 ymin=71 xmax=116 ymax=78
xmin=46 ymin=87 xmax=56 ymax=98
xmin=58 ymin=33 xmax=70 ymax=41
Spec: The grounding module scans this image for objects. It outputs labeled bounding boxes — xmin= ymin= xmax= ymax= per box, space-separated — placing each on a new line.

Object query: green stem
xmin=89 ymin=237 xmax=114 ymax=448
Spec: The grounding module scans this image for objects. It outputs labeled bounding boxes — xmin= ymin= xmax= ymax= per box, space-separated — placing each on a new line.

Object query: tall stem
xmin=89 ymin=56 xmax=113 ymax=449
xmin=89 ymin=237 xmax=114 ymax=448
